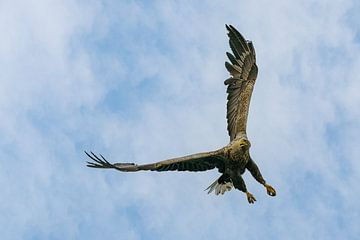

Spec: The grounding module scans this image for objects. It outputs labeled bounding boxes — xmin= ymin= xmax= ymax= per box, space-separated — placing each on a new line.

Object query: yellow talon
xmin=264 ymin=184 xmax=276 ymax=196
xmin=246 ymin=191 xmax=256 ymax=204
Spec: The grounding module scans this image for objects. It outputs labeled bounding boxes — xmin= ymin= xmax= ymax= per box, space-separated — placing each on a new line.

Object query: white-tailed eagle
xmin=86 ymin=25 xmax=276 ymax=204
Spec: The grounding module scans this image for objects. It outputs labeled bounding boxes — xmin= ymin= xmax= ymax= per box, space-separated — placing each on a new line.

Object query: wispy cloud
xmin=0 ymin=0 xmax=359 ymax=239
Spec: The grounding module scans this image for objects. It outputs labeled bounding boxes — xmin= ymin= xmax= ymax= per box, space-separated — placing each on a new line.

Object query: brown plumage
xmin=85 ymin=25 xmax=276 ymax=203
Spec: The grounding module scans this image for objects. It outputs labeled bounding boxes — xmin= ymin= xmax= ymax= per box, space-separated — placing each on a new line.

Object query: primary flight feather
xmin=86 ymin=25 xmax=276 ymax=204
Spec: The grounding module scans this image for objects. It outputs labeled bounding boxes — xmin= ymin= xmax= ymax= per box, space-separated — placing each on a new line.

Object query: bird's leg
xmin=231 ymin=173 xmax=256 ymax=204
xmin=246 ymin=158 xmax=276 ymax=197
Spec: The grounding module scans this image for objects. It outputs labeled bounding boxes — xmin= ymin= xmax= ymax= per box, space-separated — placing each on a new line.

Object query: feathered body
xmin=85 ymin=25 xmax=276 ymax=203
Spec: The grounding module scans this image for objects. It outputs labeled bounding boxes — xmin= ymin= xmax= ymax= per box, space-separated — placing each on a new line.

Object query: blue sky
xmin=1 ymin=0 xmax=359 ymax=239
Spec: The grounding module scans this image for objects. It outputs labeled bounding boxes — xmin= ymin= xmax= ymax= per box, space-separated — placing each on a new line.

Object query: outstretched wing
xmin=224 ymin=25 xmax=258 ymax=141
xmin=85 ymin=148 xmax=226 ymax=173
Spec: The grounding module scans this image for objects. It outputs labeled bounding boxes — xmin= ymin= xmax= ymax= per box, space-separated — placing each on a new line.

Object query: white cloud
xmin=0 ymin=0 xmax=359 ymax=239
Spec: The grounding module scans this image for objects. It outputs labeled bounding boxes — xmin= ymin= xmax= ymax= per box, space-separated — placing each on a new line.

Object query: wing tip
xmin=225 ymin=24 xmax=236 ymax=30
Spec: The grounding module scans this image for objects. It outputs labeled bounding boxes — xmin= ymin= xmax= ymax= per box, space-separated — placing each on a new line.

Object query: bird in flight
xmin=86 ymin=25 xmax=276 ymax=204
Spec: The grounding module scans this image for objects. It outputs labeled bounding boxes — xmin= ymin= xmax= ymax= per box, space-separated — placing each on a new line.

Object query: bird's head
xmin=239 ymin=139 xmax=251 ymax=151
xmin=230 ymin=138 xmax=251 ymax=157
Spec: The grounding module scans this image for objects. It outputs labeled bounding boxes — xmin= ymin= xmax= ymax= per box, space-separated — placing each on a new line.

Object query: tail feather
xmin=205 ymin=177 xmax=233 ymax=195
xmin=205 ymin=180 xmax=218 ymax=194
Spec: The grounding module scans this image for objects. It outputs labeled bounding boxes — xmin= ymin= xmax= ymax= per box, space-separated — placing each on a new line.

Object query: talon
xmin=264 ymin=184 xmax=276 ymax=197
xmin=246 ymin=192 xmax=256 ymax=204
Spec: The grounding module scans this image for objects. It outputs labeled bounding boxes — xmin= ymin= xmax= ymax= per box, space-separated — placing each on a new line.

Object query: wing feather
xmin=224 ymin=25 xmax=258 ymax=141
xmin=85 ymin=149 xmax=226 ymax=173
xmin=226 ymin=52 xmax=238 ymax=66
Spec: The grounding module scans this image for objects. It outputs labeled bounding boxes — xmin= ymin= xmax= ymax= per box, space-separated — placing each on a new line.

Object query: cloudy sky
xmin=1 ymin=0 xmax=359 ymax=239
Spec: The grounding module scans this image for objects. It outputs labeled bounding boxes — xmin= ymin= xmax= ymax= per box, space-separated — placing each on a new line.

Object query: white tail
xmin=205 ymin=178 xmax=233 ymax=195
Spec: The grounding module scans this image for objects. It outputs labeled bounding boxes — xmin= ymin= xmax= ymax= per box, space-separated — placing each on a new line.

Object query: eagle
xmin=86 ymin=25 xmax=276 ymax=204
